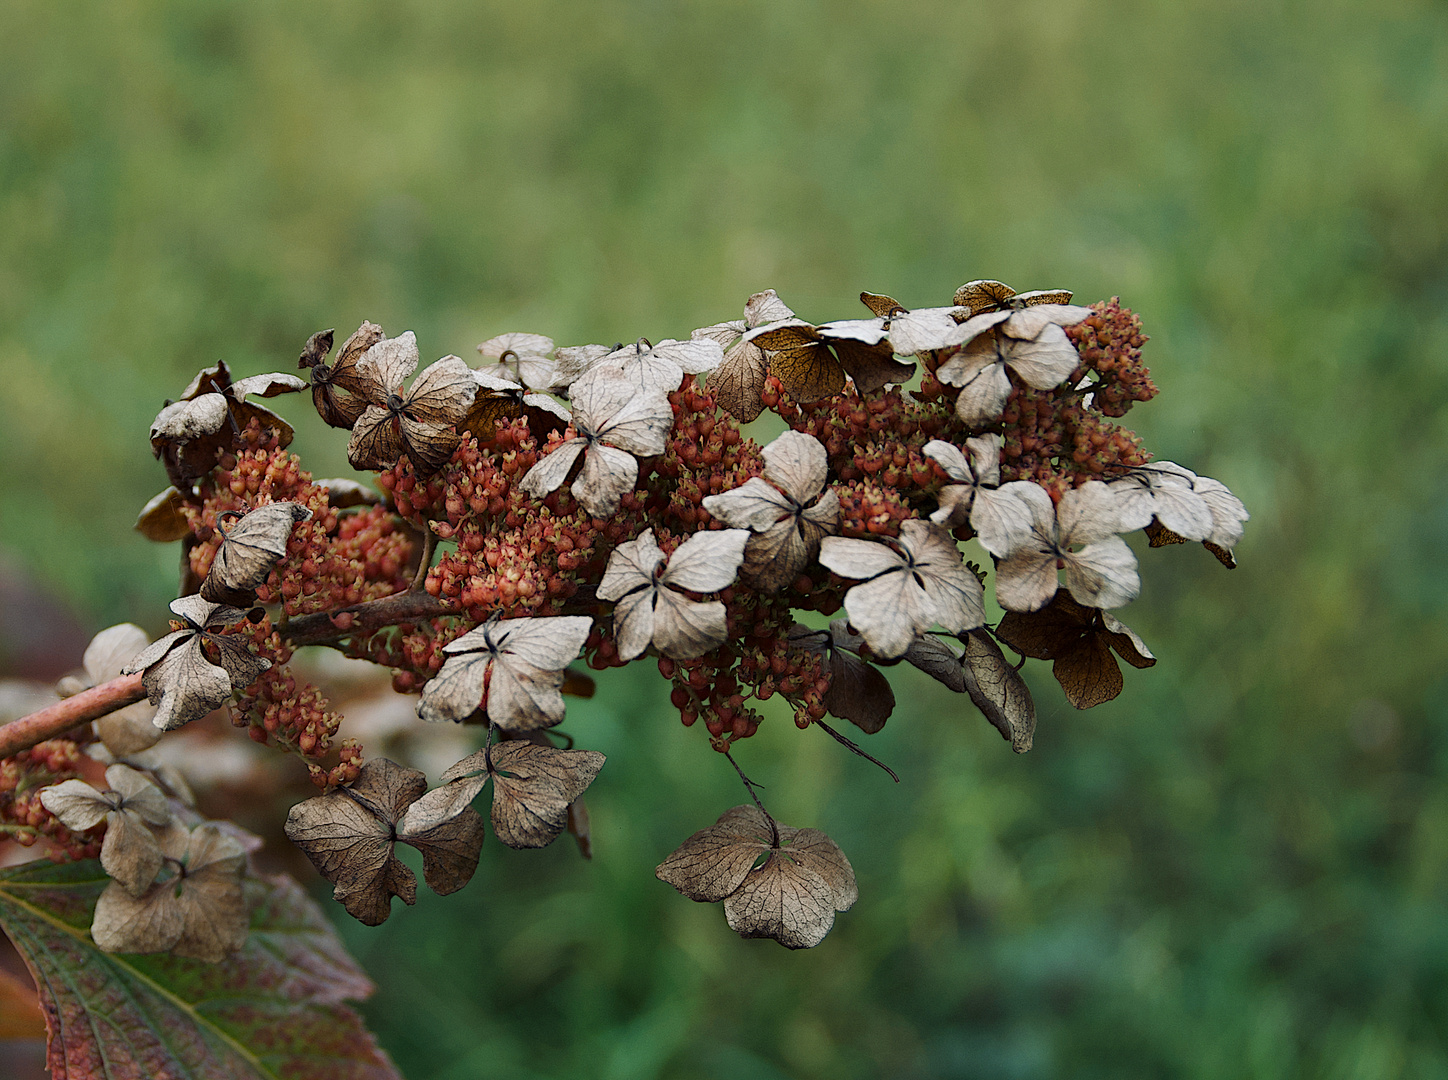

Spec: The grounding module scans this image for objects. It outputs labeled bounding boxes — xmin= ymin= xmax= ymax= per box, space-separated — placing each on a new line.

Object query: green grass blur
xmin=4 ymin=0 xmax=1448 ymax=1075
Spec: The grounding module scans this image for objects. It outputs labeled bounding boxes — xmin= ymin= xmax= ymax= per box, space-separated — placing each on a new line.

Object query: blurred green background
xmin=4 ymin=0 xmax=1448 ymax=1076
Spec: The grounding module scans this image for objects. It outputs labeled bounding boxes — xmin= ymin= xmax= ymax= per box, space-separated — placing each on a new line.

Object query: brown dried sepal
xmin=299 ymin=322 xmax=385 ymax=429
xmin=958 ymin=629 xmax=1037 ymax=752
xmin=655 ymin=805 xmax=857 ymax=950
xmin=952 ymin=279 xmax=1074 ymax=317
xmin=135 ymin=487 xmax=192 ymax=543
xmin=745 ymin=319 xmax=912 ymax=402
xmin=346 ymin=333 xmax=477 ymax=477
xmin=994 ymin=590 xmax=1155 ymax=710
xmin=787 ymin=622 xmax=894 ymax=735
xmin=200 ymin=501 xmax=313 ymax=606
xmin=284 ymin=757 xmax=486 ymax=926
xmin=39 ymin=765 xmax=173 ymax=895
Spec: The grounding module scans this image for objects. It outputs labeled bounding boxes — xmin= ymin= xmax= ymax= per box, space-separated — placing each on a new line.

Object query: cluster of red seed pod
xmin=0 ymin=740 xmax=101 ymax=859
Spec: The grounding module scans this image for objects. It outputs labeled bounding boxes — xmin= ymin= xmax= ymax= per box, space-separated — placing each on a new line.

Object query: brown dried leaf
xmin=959 ymin=629 xmax=1036 ymax=752
xmin=787 ymin=623 xmax=896 ymax=733
xmin=200 ymin=501 xmax=312 ymax=605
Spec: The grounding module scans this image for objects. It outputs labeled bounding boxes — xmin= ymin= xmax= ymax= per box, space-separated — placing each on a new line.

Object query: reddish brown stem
xmin=0 ymin=673 xmax=146 ymax=759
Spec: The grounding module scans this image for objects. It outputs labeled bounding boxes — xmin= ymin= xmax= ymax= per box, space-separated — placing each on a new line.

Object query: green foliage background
xmin=4 ymin=0 xmax=1448 ymax=1076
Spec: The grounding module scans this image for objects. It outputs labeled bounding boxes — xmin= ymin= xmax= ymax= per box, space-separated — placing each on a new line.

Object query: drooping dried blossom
xmin=346 ymin=332 xmax=476 ymax=476
xmin=996 ymin=589 xmax=1155 ymax=709
xmin=702 ymin=430 xmax=839 ymax=592
xmin=63 ymin=623 xmax=164 ymax=754
xmin=200 ymin=501 xmax=313 ymax=606
xmin=417 ymin=614 xmax=593 ymax=729
xmin=120 ymin=595 xmax=271 ymax=731
xmin=299 ymin=322 xmax=385 ymax=428
xmin=1108 ymin=462 xmax=1215 ymax=540
xmin=40 ymin=765 xmax=172 ymax=895
xmin=694 ymin=289 xmax=795 ymax=422
xmin=923 ymin=435 xmax=1039 ymax=556
xmin=993 ymin=481 xmax=1141 ymax=612
xmin=90 ymin=822 xmax=248 ymax=961
xmin=936 ymin=305 xmax=1092 ymax=426
xmin=284 ymin=757 xmax=485 ymax=926
xmin=957 ymin=629 xmax=1037 ymax=751
xmin=404 ymin=741 xmax=606 ymax=849
xmin=597 ymin=528 xmax=749 ymax=661
xmin=655 ymin=805 xmax=857 ymax=949
xmin=149 ymin=361 xmax=306 ymax=486
xmin=818 ymin=519 xmax=985 ymax=660
xmin=745 ymin=318 xmax=915 ymax=401
xmin=518 ymin=372 xmax=674 ymax=518
xmin=952 ymin=279 xmax=1074 ymax=317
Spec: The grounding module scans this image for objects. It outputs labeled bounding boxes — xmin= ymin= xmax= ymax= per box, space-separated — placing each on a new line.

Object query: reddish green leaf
xmin=0 ymin=858 xmax=400 ymax=1080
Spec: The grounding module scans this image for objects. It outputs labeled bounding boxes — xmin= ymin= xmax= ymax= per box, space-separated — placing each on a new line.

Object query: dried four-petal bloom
xmin=285 ymin=757 xmax=485 ymax=926
xmin=745 ymin=318 xmax=915 ymax=401
xmin=994 ymin=482 xmax=1141 ymax=612
xmin=518 ymin=373 xmax=674 ymax=518
xmin=404 ymin=741 xmax=606 ymax=850
xmin=693 ymin=289 xmax=796 ymax=422
xmin=656 ymin=805 xmax=857 ymax=950
xmin=598 ymin=528 xmax=750 ymax=660
xmin=1107 ymin=462 xmax=1214 ymax=540
xmin=475 ymin=332 xmax=557 ymax=386
xmin=818 ymin=520 xmax=985 ymax=660
xmin=40 ymin=765 xmax=173 ymax=895
xmin=995 ymin=589 xmax=1155 ymax=709
xmin=936 ymin=305 xmax=1092 ymax=426
xmin=574 ymin=337 xmax=724 ymax=397
xmin=149 ymin=361 xmax=306 ymax=486
xmin=121 ymin=595 xmax=271 ymax=731
xmin=299 ymin=322 xmax=385 ymax=429
xmin=923 ymin=435 xmax=1039 ymax=556
xmin=702 ymin=430 xmax=840 ymax=591
xmin=200 ymin=501 xmax=313 ymax=605
xmin=91 ymin=822 xmax=248 ymax=961
xmin=346 ymin=332 xmax=477 ymax=475
xmin=417 ymin=615 xmax=593 ymax=730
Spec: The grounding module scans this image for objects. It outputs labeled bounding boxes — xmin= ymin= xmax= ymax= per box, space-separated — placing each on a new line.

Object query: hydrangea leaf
xmin=0 ymin=857 xmax=400 ymax=1080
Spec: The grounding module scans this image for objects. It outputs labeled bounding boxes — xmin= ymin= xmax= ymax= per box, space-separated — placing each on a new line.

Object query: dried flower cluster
xmin=5 ymin=277 xmax=1246 ymax=954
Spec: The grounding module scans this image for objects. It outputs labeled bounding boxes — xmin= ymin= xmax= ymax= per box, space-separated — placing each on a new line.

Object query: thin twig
xmin=814 ymin=719 xmax=900 ymax=783
xmin=0 ymin=673 xmax=146 ymax=759
xmin=723 ymin=749 xmax=778 ymax=847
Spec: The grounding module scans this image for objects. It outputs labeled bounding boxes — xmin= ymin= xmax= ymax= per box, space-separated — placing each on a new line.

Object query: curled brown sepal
xmin=702 ymin=430 xmax=839 ymax=592
xmin=995 ymin=590 xmax=1155 ymax=710
xmin=923 ymin=435 xmax=1039 ymax=557
xmin=951 ymin=280 xmax=1075 ymax=317
xmin=597 ymin=527 xmax=750 ymax=661
xmin=120 ymin=595 xmax=271 ymax=732
xmin=818 ymin=519 xmax=985 ymax=660
xmin=993 ymin=482 xmax=1140 ymax=613
xmin=284 ymin=757 xmax=485 ymax=926
xmin=655 ymin=805 xmax=857 ymax=950
xmin=299 ymin=321 xmax=385 ymax=429
xmin=416 ymin=614 xmax=594 ymax=730
xmin=135 ymin=486 xmax=191 ymax=542
xmin=39 ymin=764 xmax=173 ymax=896
xmin=91 ymin=822 xmax=248 ymax=962
xmin=405 ymin=741 xmax=606 ymax=850
xmin=149 ymin=360 xmax=306 ymax=487
xmin=786 ymin=622 xmax=895 ymax=735
xmin=465 ymin=370 xmax=572 ymax=446
xmin=518 ymin=369 xmax=674 ymax=519
xmin=935 ymin=305 xmax=1092 ymax=426
xmin=693 ymin=289 xmax=795 ymax=423
xmin=199 ymin=501 xmax=313 ymax=606
xmin=346 ymin=332 xmax=477 ymax=476
xmin=957 ymin=629 xmax=1037 ymax=752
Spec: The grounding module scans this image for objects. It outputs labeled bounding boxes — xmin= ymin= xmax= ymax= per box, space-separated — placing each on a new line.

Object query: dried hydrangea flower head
xmin=299 ymin=321 xmax=386 ymax=429
xmin=40 ymin=764 xmax=173 ymax=895
xmin=90 ymin=821 xmax=249 ymax=961
xmin=346 ymin=332 xmax=477 ymax=476
xmin=702 ymin=430 xmax=840 ymax=592
xmin=994 ymin=481 xmax=1141 ymax=612
xmin=818 ymin=520 xmax=985 ymax=660
xmin=597 ymin=527 xmax=750 ymax=661
xmin=417 ymin=614 xmax=593 ymax=730
xmin=518 ymin=369 xmax=674 ymax=518
xmin=121 ymin=594 xmax=270 ymax=731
